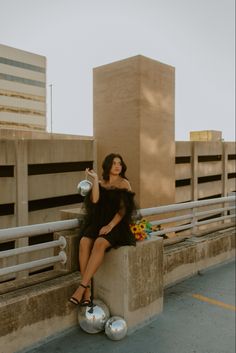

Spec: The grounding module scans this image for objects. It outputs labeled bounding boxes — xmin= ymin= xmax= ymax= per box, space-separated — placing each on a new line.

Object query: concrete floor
xmin=20 ymin=260 xmax=235 ymax=353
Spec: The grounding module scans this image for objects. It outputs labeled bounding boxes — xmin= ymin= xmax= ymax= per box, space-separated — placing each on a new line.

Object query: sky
xmin=0 ymin=0 xmax=235 ymax=141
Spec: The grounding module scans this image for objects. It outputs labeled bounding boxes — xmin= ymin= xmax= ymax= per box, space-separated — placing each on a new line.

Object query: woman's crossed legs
xmin=70 ymin=235 xmax=111 ymax=305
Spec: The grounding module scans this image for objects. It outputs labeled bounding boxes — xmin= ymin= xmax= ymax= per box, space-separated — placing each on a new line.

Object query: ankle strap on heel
xmin=79 ymin=283 xmax=90 ymax=289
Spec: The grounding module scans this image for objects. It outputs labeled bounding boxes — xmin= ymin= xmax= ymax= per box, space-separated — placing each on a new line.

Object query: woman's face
xmin=110 ymin=157 xmax=122 ymax=176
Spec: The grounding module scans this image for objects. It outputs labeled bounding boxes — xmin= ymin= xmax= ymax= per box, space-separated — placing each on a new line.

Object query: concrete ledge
xmin=1 ymin=225 xmax=234 ymax=352
xmin=0 ymin=272 xmax=81 ymax=353
xmin=164 ymin=227 xmax=235 ymax=287
xmin=93 ymin=236 xmax=164 ymax=334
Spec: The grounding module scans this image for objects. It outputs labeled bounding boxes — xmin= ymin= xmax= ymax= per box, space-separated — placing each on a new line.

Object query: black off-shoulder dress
xmin=80 ymin=184 xmax=136 ymax=248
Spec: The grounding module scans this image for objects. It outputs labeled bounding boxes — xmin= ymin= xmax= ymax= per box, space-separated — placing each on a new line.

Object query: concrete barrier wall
xmin=0 ymin=226 xmax=234 ymax=353
xmin=0 ymin=140 xmax=16 ymax=229
xmin=0 ymin=272 xmax=81 ymax=353
xmin=93 ymin=236 xmax=164 ymax=333
xmin=175 ymin=141 xmax=236 ymax=203
xmin=164 ymin=227 xmax=235 ymax=287
xmin=1 ymin=138 xmax=235 ymax=229
xmin=0 ymin=136 xmax=94 ymax=283
xmin=0 ymin=136 xmax=94 ymax=229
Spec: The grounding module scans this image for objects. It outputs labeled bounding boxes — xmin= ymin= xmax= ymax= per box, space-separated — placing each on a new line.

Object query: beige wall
xmin=0 ymin=135 xmax=94 ymax=229
xmin=0 ymin=132 xmax=94 ymax=282
xmin=190 ymin=130 xmax=222 ymax=141
xmin=94 ymin=56 xmax=141 ymax=198
xmin=94 ymin=55 xmax=175 ymax=208
xmin=0 ymin=128 xmax=90 ymax=140
xmin=175 ymin=141 xmax=235 ymax=204
xmin=0 ymin=44 xmax=46 ymax=131
xmin=1 ymin=136 xmax=234 ymax=230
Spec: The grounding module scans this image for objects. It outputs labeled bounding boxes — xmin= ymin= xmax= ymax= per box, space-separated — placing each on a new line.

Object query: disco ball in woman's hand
xmin=77 ymin=180 xmax=92 ymax=196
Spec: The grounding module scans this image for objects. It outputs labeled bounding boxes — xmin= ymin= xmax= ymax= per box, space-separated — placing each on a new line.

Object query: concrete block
xmin=189 ymin=230 xmax=235 ymax=271
xmin=93 ymin=236 xmax=163 ymax=333
xmin=0 ymin=272 xmax=81 ymax=353
xmin=164 ymin=241 xmax=198 ymax=287
xmin=164 ymin=228 xmax=235 ymax=287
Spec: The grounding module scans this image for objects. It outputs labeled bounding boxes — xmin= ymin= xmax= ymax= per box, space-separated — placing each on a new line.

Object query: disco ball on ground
xmin=105 ymin=316 xmax=128 ymax=340
xmin=78 ymin=299 xmax=110 ymax=334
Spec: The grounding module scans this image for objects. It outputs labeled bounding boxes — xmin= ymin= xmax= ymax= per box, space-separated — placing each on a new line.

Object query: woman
xmin=69 ymin=153 xmax=136 ymax=306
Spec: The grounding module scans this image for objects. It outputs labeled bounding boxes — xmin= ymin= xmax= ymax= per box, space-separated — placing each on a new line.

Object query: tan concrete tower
xmin=94 ymin=55 xmax=175 ymax=208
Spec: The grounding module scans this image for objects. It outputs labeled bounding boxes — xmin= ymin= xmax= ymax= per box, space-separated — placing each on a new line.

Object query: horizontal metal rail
xmin=151 ymin=223 xmax=193 ymax=236
xmin=196 ymin=206 xmax=235 ymax=218
xmin=150 ymin=214 xmax=235 ymax=236
xmin=150 ymin=206 xmax=236 ymax=226
xmin=0 ymin=219 xmax=80 ymax=243
xmin=151 ymin=213 xmax=193 ymax=226
xmin=195 ymin=214 xmax=235 ymax=226
xmin=144 ymin=195 xmax=235 ymax=236
xmin=0 ymin=236 xmax=66 ymax=259
xmin=140 ymin=196 xmax=235 ymax=217
xmin=0 ymin=221 xmax=76 ymax=278
xmin=0 ymin=251 xmax=67 ymax=277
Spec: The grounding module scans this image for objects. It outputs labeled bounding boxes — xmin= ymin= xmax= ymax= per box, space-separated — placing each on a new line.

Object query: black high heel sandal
xmin=81 ymin=282 xmax=93 ymax=307
xmin=69 ymin=283 xmax=90 ymax=306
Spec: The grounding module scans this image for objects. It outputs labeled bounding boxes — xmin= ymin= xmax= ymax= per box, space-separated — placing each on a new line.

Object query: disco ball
xmin=105 ymin=316 xmax=128 ymax=340
xmin=78 ymin=299 xmax=110 ymax=334
xmin=77 ymin=179 xmax=92 ymax=196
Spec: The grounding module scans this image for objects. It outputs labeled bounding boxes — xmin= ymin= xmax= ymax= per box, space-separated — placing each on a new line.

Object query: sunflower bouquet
xmin=129 ymin=219 xmax=155 ymax=241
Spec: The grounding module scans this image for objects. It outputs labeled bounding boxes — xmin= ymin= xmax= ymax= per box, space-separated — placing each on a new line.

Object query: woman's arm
xmin=99 ymin=212 xmax=122 ymax=235
xmin=85 ymin=168 xmax=99 ymax=203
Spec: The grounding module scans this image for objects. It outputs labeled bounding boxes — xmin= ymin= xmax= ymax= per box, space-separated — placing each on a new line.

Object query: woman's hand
xmin=99 ymin=223 xmax=113 ymax=236
xmin=85 ymin=168 xmax=98 ymax=180
xmin=85 ymin=168 xmax=99 ymax=203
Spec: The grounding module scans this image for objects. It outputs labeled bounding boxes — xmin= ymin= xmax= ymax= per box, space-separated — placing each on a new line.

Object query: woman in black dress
xmin=69 ymin=153 xmax=136 ymax=306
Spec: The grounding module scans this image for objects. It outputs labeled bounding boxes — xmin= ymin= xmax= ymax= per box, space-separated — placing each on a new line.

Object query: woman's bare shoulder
xmin=120 ymin=179 xmax=132 ymax=191
xmin=99 ymin=178 xmax=131 ymax=191
xmin=99 ymin=180 xmax=107 ymax=187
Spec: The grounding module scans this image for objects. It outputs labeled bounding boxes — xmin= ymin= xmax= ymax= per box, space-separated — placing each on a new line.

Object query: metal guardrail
xmin=141 ymin=196 xmax=236 ymax=236
xmin=0 ymin=236 xmax=66 ymax=259
xmin=0 ymin=252 xmax=67 ymax=277
xmin=140 ymin=196 xmax=235 ymax=216
xmin=0 ymin=219 xmax=79 ymax=242
xmin=0 ymin=196 xmax=235 ymax=278
xmin=0 ymin=220 xmax=80 ymax=278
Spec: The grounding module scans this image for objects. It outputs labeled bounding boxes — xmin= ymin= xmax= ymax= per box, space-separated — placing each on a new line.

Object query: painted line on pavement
xmin=191 ymin=293 xmax=236 ymax=312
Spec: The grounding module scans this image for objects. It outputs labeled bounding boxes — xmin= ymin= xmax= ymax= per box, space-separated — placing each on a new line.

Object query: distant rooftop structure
xmin=0 ymin=44 xmax=46 ymax=131
xmin=190 ymin=130 xmax=223 ymax=141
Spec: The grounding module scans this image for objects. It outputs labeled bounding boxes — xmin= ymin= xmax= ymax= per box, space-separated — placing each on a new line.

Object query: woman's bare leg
xmin=70 ymin=236 xmax=94 ymax=302
xmin=79 ymin=237 xmax=94 ymax=271
xmin=71 ymin=237 xmax=111 ymax=302
xmin=78 ymin=237 xmax=94 ymax=301
xmin=82 ymin=237 xmax=111 ymax=284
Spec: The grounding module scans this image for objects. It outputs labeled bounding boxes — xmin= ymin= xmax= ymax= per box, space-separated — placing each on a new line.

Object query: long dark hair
xmin=102 ymin=153 xmax=128 ymax=181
